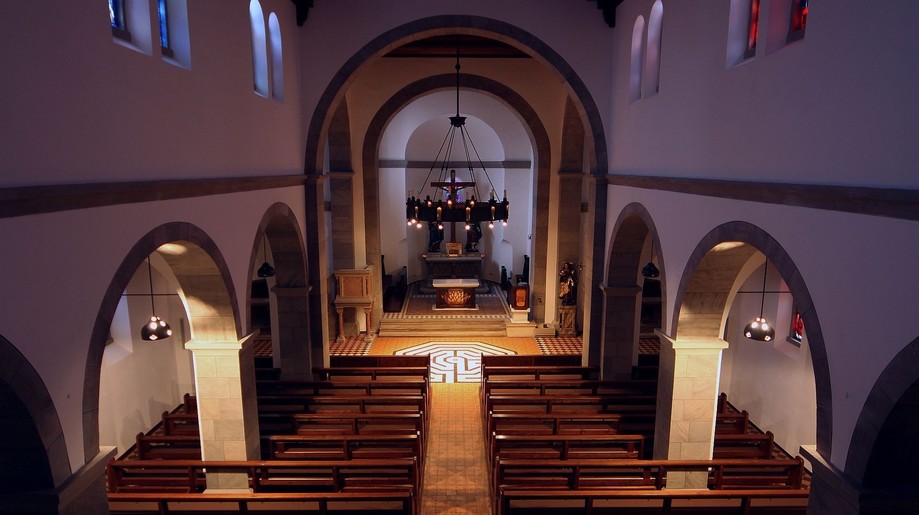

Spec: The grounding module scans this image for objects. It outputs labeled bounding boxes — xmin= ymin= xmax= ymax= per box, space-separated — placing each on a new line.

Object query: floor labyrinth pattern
xmin=395 ymin=341 xmax=516 ymax=383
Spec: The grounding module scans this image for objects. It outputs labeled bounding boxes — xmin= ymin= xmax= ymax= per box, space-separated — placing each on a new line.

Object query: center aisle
xmin=421 ymin=383 xmax=492 ymax=514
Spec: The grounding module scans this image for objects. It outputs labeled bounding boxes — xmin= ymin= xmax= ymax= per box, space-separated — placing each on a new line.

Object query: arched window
xmin=726 ymin=0 xmax=759 ymax=67
xmin=268 ymin=13 xmax=284 ymax=102
xmin=249 ymin=0 xmax=269 ymax=97
xmin=645 ymin=1 xmax=663 ymax=97
xmin=629 ymin=16 xmax=645 ymax=103
xmin=788 ymin=0 xmax=808 ymax=42
xmin=745 ymin=0 xmax=761 ymax=59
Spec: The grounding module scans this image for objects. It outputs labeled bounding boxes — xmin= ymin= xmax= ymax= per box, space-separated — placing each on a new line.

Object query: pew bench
xmin=481 ymin=365 xmax=601 ymax=382
xmin=490 ymin=434 xmax=645 ymax=466
xmin=134 ymin=434 xmax=201 ymax=460
xmin=109 ymin=490 xmax=417 ymax=514
xmin=107 ymin=458 xmax=420 ymax=494
xmin=496 ymin=488 xmax=809 ymax=514
xmin=713 ymin=432 xmax=775 ymax=459
xmin=269 ymin=434 xmax=422 ymax=464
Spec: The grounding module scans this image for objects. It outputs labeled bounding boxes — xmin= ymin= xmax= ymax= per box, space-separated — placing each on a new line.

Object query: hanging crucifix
xmin=430 ymin=169 xmax=476 ymax=243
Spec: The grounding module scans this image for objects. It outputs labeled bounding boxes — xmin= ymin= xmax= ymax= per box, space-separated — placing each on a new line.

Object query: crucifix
xmin=431 ymin=169 xmax=477 ymax=243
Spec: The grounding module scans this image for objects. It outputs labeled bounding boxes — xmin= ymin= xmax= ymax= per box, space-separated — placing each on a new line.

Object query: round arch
xmin=600 ymin=203 xmax=666 ymax=380
xmin=0 ymin=334 xmax=70 ymax=490
xmin=303 ymin=14 xmax=608 ymax=177
xmin=361 ymin=73 xmax=552 ymax=327
xmin=82 ymin=222 xmax=241 ymax=462
xmin=670 ymin=221 xmax=832 ymax=457
xmin=248 ymin=203 xmax=316 ymax=380
xmin=845 ymin=334 xmax=919 ymax=484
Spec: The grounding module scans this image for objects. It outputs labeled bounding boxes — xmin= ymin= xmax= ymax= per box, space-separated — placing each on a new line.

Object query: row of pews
xmin=107 ymin=356 xmax=431 ymax=514
xmin=480 ymin=355 xmax=810 ymax=514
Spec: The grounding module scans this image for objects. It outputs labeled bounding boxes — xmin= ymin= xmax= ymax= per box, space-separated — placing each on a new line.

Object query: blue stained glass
xmin=158 ymin=0 xmax=170 ymax=49
xmin=109 ymin=0 xmax=124 ymax=30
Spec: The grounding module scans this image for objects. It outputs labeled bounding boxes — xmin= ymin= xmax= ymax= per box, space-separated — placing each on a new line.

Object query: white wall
xmin=99 ymin=264 xmax=196 ymax=457
xmin=720 ymin=263 xmax=817 ymax=466
xmin=607 ymin=184 xmax=919 ymax=468
xmin=0 ymin=1 xmax=303 ymax=186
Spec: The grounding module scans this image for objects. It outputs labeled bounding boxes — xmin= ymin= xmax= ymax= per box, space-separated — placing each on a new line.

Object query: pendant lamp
xmin=257 ymin=237 xmax=275 ymax=278
xmin=140 ymin=257 xmax=173 ymax=341
xmin=743 ymin=260 xmax=776 ymax=342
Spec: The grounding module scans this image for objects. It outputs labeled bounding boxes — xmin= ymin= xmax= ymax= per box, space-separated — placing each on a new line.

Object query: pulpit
xmin=333 ymin=266 xmax=374 ymax=343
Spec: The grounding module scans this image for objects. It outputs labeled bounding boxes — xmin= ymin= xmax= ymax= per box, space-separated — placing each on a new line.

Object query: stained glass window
xmin=158 ymin=0 xmax=173 ymax=56
xmin=790 ymin=310 xmax=805 ymax=343
xmin=109 ymin=0 xmax=125 ymax=30
xmin=788 ymin=0 xmax=808 ymax=41
xmin=744 ymin=0 xmax=760 ymax=58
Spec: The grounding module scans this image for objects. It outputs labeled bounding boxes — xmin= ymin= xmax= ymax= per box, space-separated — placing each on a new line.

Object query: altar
xmin=420 ymin=253 xmax=488 ymax=294
xmin=432 ymin=278 xmax=480 ymax=309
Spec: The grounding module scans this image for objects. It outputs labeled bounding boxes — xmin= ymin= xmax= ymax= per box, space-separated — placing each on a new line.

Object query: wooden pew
xmin=481 ymin=365 xmax=600 ymax=382
xmin=715 ymin=409 xmax=750 ymax=434
xmin=313 ymin=366 xmax=430 ymax=386
xmin=490 ymin=434 xmax=644 ymax=466
xmin=108 ymin=491 xmax=416 ymax=514
xmin=482 ymin=378 xmax=657 ymax=403
xmin=493 ymin=457 xmax=805 ymax=493
xmin=496 ymin=488 xmax=809 ymax=514
xmin=257 ymin=394 xmax=427 ymax=417
xmin=480 ymin=355 xmax=583 ymax=368
xmin=291 ymin=412 xmax=426 ymax=449
xmin=257 ymin=378 xmax=429 ymax=398
xmin=107 ymin=457 xmax=421 ymax=494
xmin=713 ymin=432 xmax=775 ymax=459
xmin=488 ymin=412 xmax=622 ymax=440
xmin=269 ymin=434 xmax=422 ymax=463
xmin=160 ymin=411 xmax=198 ymax=436
xmin=134 ymin=434 xmax=201 ymax=460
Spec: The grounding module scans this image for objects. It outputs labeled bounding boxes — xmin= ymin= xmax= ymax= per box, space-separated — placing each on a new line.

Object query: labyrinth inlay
xmin=395 ymin=341 xmax=516 ymax=383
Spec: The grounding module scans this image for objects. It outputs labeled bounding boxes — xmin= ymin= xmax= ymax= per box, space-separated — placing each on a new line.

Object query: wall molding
xmin=3 ymin=173 xmax=917 ymax=222
xmin=609 ymin=175 xmax=919 ymax=221
xmin=0 ymin=175 xmax=308 ymax=218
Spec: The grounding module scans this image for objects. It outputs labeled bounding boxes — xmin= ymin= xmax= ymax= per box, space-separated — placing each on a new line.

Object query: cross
xmin=430 ymin=169 xmax=476 ymax=243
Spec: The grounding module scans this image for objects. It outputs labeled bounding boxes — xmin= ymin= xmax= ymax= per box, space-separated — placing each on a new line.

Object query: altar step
xmin=378 ymin=317 xmax=509 ymax=338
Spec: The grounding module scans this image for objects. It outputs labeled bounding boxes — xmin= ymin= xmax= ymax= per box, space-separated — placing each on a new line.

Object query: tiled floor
xmin=420 ymin=383 xmax=492 ymax=514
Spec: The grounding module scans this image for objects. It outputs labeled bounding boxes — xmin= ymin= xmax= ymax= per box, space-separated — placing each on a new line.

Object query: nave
xmin=104 ymin=336 xmax=811 ymax=514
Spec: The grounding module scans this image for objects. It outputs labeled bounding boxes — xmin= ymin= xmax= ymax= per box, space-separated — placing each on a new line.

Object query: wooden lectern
xmin=333 ymin=266 xmax=374 ymax=343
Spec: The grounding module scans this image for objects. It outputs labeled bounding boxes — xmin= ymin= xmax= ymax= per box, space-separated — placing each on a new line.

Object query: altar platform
xmin=378 ymin=280 xmax=514 ymax=337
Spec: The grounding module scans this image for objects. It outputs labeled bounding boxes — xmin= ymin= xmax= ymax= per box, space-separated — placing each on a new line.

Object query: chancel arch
xmin=362 ymin=73 xmax=550 ymax=327
xmin=303 ymin=15 xmax=610 ymax=338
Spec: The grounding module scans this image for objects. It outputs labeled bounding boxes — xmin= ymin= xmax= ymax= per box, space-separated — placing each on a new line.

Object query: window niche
xmin=109 ymin=0 xmax=154 ymax=55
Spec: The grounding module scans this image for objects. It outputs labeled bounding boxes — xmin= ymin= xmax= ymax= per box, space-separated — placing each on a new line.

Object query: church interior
xmin=1 ymin=1 xmax=918 ymax=514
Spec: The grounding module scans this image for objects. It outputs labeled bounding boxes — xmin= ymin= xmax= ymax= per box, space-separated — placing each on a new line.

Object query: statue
xmin=465 ymin=222 xmax=482 ymax=252
xmin=427 ymin=222 xmax=444 ymax=253
xmin=558 ymin=262 xmax=578 ymax=306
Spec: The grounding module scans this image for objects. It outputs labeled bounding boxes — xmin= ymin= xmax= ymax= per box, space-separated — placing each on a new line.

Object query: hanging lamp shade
xmin=257 ymin=237 xmax=275 ymax=278
xmin=140 ymin=257 xmax=172 ymax=341
xmin=641 ymin=261 xmax=660 ymax=278
xmin=257 ymin=261 xmax=275 ymax=278
xmin=141 ymin=315 xmax=173 ymax=341
xmin=743 ymin=316 xmax=775 ymax=341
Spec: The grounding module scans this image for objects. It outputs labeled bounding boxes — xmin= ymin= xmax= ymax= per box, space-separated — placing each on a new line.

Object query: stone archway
xmin=302 ymin=14 xmax=611 ymax=348
xmin=0 ymin=335 xmax=70 ymax=492
xmin=843 ymin=335 xmax=919 ymax=514
xmin=83 ymin=222 xmax=240 ymax=462
xmin=248 ymin=203 xmax=316 ymax=379
xmin=670 ymin=221 xmax=831 ymax=456
xmin=600 ymin=203 xmax=665 ymax=380
xmin=361 ymin=73 xmax=551 ymax=330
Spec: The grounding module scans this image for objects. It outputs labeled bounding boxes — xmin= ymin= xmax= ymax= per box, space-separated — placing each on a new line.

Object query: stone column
xmin=273 ymin=285 xmax=312 ymax=381
xmin=653 ymin=332 xmax=727 ymax=489
xmin=598 ymin=284 xmax=642 ymax=381
xmin=185 ymin=333 xmax=260 ymax=493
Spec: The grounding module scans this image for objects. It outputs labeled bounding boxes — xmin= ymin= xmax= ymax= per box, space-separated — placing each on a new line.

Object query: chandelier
xmin=405 ymin=42 xmax=509 ymax=231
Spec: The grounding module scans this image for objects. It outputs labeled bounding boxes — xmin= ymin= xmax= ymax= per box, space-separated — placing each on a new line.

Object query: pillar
xmin=598 ymin=284 xmax=642 ymax=381
xmin=185 ymin=333 xmax=260 ymax=492
xmin=273 ymin=285 xmax=312 ymax=381
xmin=653 ymin=332 xmax=727 ymax=488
